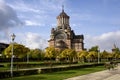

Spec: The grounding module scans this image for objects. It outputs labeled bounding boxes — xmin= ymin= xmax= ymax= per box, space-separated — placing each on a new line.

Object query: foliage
xmin=45 ymin=47 xmax=56 ymax=59
xmin=89 ymin=46 xmax=99 ymax=52
xmin=112 ymin=47 xmax=120 ymax=59
xmin=0 ymin=65 xmax=105 ymax=80
xmin=4 ymin=43 xmax=30 ymax=58
xmin=2 ymin=43 xmax=120 ymax=63
xmin=60 ymin=49 xmax=77 ymax=62
xmin=0 ymin=69 xmax=38 ymax=79
xmin=101 ymin=50 xmax=110 ymax=59
xmin=86 ymin=51 xmax=98 ymax=62
xmin=29 ymin=49 xmax=44 ymax=60
xmin=77 ymin=50 xmax=88 ymax=62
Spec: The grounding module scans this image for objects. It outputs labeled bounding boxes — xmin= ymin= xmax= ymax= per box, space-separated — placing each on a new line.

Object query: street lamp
xmin=0 ymin=54 xmax=2 ymax=58
xmin=98 ymin=48 xmax=100 ymax=64
xmin=11 ymin=33 xmax=16 ymax=77
xmin=27 ymin=53 xmax=29 ymax=63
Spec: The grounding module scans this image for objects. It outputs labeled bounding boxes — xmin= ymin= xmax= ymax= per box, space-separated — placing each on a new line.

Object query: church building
xmin=48 ymin=7 xmax=84 ymax=52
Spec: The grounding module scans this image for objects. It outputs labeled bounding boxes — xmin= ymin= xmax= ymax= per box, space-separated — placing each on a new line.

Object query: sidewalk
xmin=65 ymin=64 xmax=120 ymax=80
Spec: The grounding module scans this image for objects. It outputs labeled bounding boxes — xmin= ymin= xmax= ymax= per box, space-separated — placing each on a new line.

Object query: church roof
xmin=74 ymin=35 xmax=84 ymax=39
xmin=57 ymin=9 xmax=69 ymax=19
xmin=71 ymin=30 xmax=84 ymax=39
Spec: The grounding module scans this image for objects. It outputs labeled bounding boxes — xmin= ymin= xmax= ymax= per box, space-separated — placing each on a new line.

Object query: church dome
xmin=57 ymin=10 xmax=69 ymax=19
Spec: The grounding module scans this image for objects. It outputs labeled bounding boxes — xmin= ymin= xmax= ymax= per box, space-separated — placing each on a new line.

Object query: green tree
xmin=60 ymin=49 xmax=77 ymax=62
xmin=101 ymin=50 xmax=110 ymax=61
xmin=112 ymin=47 xmax=120 ymax=60
xmin=86 ymin=51 xmax=98 ymax=62
xmin=89 ymin=46 xmax=99 ymax=52
xmin=55 ymin=49 xmax=61 ymax=61
xmin=45 ymin=47 xmax=56 ymax=60
xmin=87 ymin=46 xmax=100 ymax=62
xmin=4 ymin=43 xmax=30 ymax=58
xmin=30 ymin=48 xmax=44 ymax=60
xmin=77 ymin=50 xmax=88 ymax=63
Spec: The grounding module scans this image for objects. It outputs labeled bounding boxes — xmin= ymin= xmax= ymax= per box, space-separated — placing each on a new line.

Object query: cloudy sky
xmin=0 ymin=0 xmax=120 ymax=51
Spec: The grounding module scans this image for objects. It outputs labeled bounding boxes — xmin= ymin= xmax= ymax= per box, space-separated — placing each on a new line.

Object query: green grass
xmin=0 ymin=62 xmax=96 ymax=71
xmin=0 ymin=66 xmax=105 ymax=80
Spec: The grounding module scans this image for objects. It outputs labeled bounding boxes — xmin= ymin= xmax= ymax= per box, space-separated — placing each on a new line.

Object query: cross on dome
xmin=62 ymin=5 xmax=64 ymax=12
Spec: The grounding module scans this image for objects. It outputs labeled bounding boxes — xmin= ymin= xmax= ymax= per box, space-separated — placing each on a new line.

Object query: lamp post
xmin=11 ymin=33 xmax=16 ymax=77
xmin=0 ymin=54 xmax=2 ymax=58
xmin=27 ymin=53 xmax=29 ymax=63
xmin=98 ymin=48 xmax=100 ymax=64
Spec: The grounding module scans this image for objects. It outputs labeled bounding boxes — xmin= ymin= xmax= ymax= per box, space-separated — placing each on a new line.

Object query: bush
xmin=0 ymin=71 xmax=10 ymax=79
xmin=0 ymin=63 xmax=104 ymax=79
xmin=0 ymin=64 xmax=4 ymax=67
xmin=6 ymin=61 xmax=78 ymax=69
xmin=40 ymin=63 xmax=104 ymax=73
xmin=0 ymin=69 xmax=38 ymax=79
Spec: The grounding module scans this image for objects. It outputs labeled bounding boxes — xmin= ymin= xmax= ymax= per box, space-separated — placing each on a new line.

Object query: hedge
xmin=0 ymin=69 xmax=39 ymax=79
xmin=0 ymin=64 xmax=4 ymax=67
xmin=0 ymin=63 xmax=104 ymax=79
xmin=6 ymin=61 xmax=78 ymax=68
xmin=40 ymin=63 xmax=104 ymax=73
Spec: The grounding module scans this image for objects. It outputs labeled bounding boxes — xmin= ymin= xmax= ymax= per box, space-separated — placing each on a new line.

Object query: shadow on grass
xmin=29 ymin=76 xmax=46 ymax=80
xmin=24 ymin=74 xmax=48 ymax=80
xmin=1 ymin=75 xmax=47 ymax=80
xmin=80 ymin=68 xmax=93 ymax=71
xmin=46 ymin=68 xmax=94 ymax=75
xmin=54 ymin=71 xmax=76 ymax=74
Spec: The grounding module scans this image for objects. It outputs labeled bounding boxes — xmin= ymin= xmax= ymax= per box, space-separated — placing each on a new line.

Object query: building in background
xmin=0 ymin=43 xmax=9 ymax=54
xmin=48 ymin=7 xmax=84 ymax=52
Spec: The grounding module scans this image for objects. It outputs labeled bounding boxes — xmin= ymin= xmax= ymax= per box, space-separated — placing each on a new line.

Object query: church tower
xmin=57 ymin=6 xmax=70 ymax=30
xmin=48 ymin=6 xmax=84 ymax=51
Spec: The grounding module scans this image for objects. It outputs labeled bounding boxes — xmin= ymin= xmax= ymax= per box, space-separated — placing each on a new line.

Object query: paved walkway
xmin=65 ymin=64 xmax=120 ymax=80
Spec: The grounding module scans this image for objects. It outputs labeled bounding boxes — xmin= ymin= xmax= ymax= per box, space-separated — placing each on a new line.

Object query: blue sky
xmin=0 ymin=0 xmax=120 ymax=51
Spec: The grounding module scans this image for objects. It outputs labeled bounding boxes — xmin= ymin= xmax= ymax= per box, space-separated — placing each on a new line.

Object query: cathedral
xmin=48 ymin=7 xmax=84 ymax=52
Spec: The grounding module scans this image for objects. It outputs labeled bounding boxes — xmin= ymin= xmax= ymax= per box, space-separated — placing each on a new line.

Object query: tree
xmin=4 ymin=43 xmax=30 ymax=58
xmin=60 ymin=49 xmax=77 ymax=62
xmin=30 ymin=48 xmax=44 ymax=60
xmin=77 ymin=50 xmax=88 ymax=63
xmin=45 ymin=47 xmax=56 ymax=60
xmin=101 ymin=50 xmax=110 ymax=61
xmin=89 ymin=46 xmax=99 ymax=52
xmin=55 ymin=49 xmax=61 ymax=61
xmin=87 ymin=46 xmax=100 ymax=62
xmin=112 ymin=47 xmax=120 ymax=60
xmin=86 ymin=51 xmax=98 ymax=62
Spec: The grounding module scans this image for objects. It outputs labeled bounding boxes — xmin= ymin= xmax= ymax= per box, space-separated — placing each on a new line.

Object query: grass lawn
xmin=1 ymin=66 xmax=105 ymax=80
xmin=0 ymin=62 xmax=96 ymax=71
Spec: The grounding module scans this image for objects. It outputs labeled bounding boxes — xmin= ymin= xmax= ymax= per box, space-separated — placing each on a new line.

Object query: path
xmin=65 ymin=64 xmax=120 ymax=80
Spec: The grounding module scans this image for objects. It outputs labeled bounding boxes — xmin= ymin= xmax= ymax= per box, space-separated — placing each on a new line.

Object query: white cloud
xmin=8 ymin=0 xmax=42 ymax=13
xmin=18 ymin=32 xmax=48 ymax=49
xmin=25 ymin=20 xmax=45 ymax=26
xmin=6 ymin=0 xmax=66 ymax=28
xmin=85 ymin=30 xmax=120 ymax=51
xmin=0 ymin=0 xmax=23 ymax=30
xmin=17 ymin=30 xmax=120 ymax=51
xmin=8 ymin=0 xmax=66 ymax=13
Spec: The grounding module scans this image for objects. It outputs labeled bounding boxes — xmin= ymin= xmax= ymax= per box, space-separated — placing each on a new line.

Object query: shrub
xmin=0 ymin=69 xmax=38 ymax=79
xmin=0 ymin=63 xmax=104 ymax=79
xmin=0 ymin=64 xmax=4 ymax=67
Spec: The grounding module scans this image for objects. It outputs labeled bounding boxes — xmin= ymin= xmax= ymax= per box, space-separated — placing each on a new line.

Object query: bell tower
xmin=56 ymin=5 xmax=70 ymax=30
